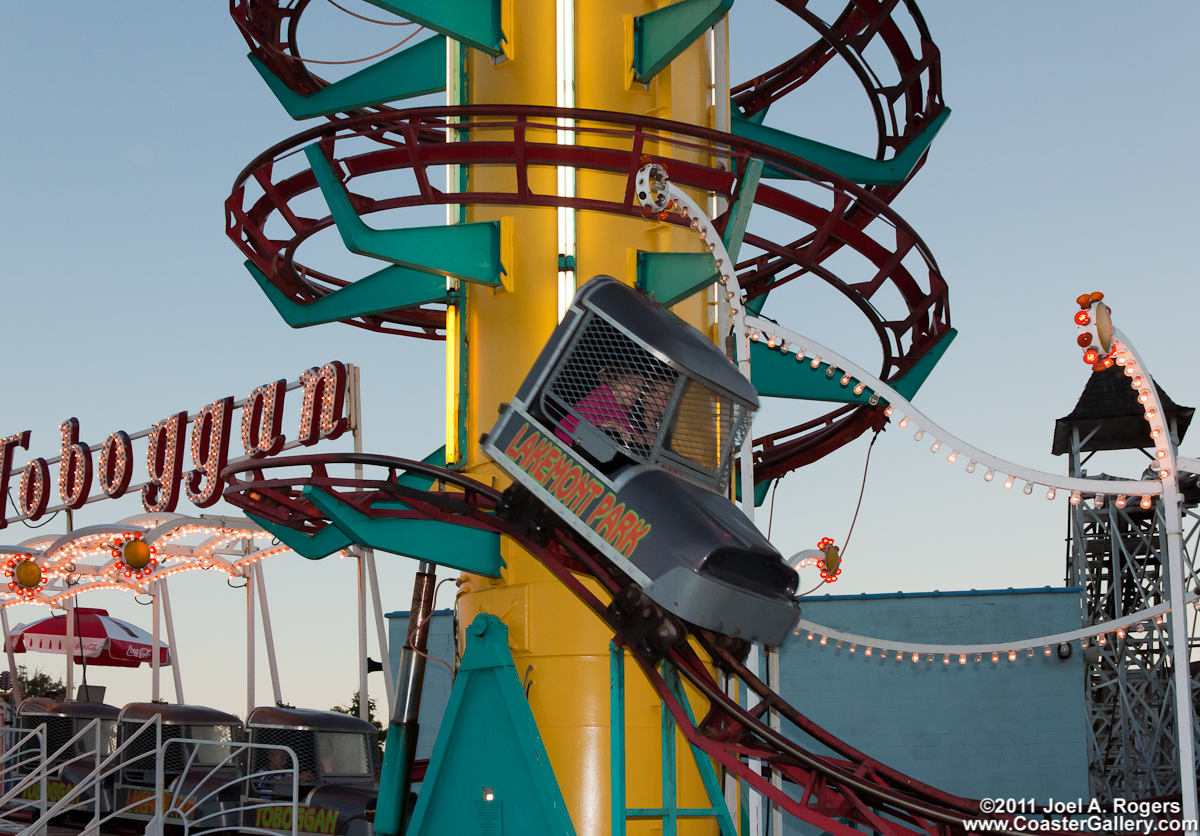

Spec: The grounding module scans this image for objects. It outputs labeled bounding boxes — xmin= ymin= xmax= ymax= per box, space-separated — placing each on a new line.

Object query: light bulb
xmin=959 ymin=654 xmax=966 ymax=665
xmin=839 ymin=374 xmax=851 ymax=386
xmin=849 ymin=644 xmax=856 ymax=654
xmin=826 ymin=366 xmax=837 ymax=379
xmin=1044 ymin=646 xmax=1051 ymax=656
xmin=807 ymin=632 xmax=814 ymax=641
xmin=1023 ymin=482 xmax=1034 ymax=495
xmin=1071 ymin=491 xmax=1081 ymax=505
xmin=1141 ymin=496 xmax=1152 ymax=509
xmin=947 ymin=451 xmax=958 ymax=463
xmin=820 ymin=635 xmax=827 ymax=645
xmin=1151 ymin=428 xmax=1163 ymax=439
xmin=1145 ymin=409 xmax=1157 ymax=420
xmin=1027 ymin=649 xmax=1034 ymax=658
xmin=884 ymin=406 xmax=894 ymax=417
xmin=853 ymin=383 xmax=865 ymax=395
xmin=965 ymin=460 xmax=976 ymax=473
xmin=1004 ymin=476 xmax=1015 ymax=489
xmin=1160 ymin=469 xmax=1170 ymax=479
xmin=898 ymin=417 xmax=909 ymax=429
xmin=975 ymin=654 xmax=982 ymax=663
xmin=1095 ymin=494 xmax=1105 ymax=508
xmin=810 ymin=357 xmax=820 ymax=369
xmin=991 ymin=653 xmax=999 ymax=663
xmin=1046 ymin=488 xmax=1056 ymax=500
xmin=1132 ymin=375 xmax=1144 ymax=388
xmin=943 ymin=654 xmax=950 ymax=665
xmin=1138 ymin=391 xmax=1150 ymax=404
xmin=795 ymin=349 xmax=806 ymax=361
xmin=865 ymin=647 xmax=872 ymax=657
xmin=984 ymin=469 xmax=995 ymax=481
xmin=1116 ymin=495 xmax=1127 ymax=508
xmin=914 ymin=428 xmax=925 ymax=441
xmin=1098 ymin=634 xmax=1106 ymax=646
xmin=911 ymin=653 xmax=919 ymax=663
xmin=1008 ymin=651 xmax=1017 ymax=662
xmin=930 ymin=440 xmax=941 ymax=453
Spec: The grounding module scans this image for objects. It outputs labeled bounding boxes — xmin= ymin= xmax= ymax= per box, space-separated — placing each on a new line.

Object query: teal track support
xmin=730 ymin=107 xmax=951 ymax=186
xmin=245 ymin=513 xmax=354 ymax=560
xmin=891 ymin=329 xmax=957 ymax=400
xmin=732 ymin=471 xmax=773 ymax=508
xmin=633 ymin=0 xmax=735 ymax=84
xmin=361 ymin=0 xmax=507 ymax=57
xmin=749 ymin=328 xmax=956 ymax=404
xmin=248 ymin=34 xmax=446 ymax=119
xmin=609 ymin=645 xmax=736 ymax=836
xmin=305 ymin=144 xmax=510 ymax=287
xmin=637 ymin=158 xmax=761 ymax=307
xmin=244 ymin=261 xmax=453 ymax=328
xmin=721 ymin=157 xmax=762 ymax=262
xmin=636 ymin=252 xmax=718 ymax=308
xmin=301 ymin=485 xmax=505 ymax=577
xmin=406 ymin=615 xmax=577 ymax=836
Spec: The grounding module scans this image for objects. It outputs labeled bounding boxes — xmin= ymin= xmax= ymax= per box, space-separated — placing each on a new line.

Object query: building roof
xmin=1052 ymin=366 xmax=1193 ymax=455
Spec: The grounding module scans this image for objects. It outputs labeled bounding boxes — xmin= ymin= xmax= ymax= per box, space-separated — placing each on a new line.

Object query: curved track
xmin=227 ymin=0 xmax=950 ymax=478
xmin=222 ymin=454 xmax=1015 ymax=836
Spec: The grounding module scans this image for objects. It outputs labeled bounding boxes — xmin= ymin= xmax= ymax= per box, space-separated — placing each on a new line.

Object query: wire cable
xmin=323 ymin=0 xmax=415 ymax=25
xmin=267 ymin=26 xmax=423 ymax=65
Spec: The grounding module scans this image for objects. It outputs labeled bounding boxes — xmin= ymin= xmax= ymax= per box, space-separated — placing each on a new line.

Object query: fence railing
xmin=0 ymin=726 xmax=47 ymax=829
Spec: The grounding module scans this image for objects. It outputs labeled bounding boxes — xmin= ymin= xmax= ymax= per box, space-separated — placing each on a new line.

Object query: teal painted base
xmin=406 ymin=615 xmax=577 ymax=836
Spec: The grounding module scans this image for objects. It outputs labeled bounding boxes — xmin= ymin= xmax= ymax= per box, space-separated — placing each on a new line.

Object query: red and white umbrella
xmin=7 ymin=607 xmax=170 ymax=668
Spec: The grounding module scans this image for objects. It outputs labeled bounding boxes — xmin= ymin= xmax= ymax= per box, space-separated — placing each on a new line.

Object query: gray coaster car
xmin=482 ymin=276 xmax=800 ymax=646
xmin=114 ymin=702 xmax=244 ymax=830
xmin=243 ymin=706 xmax=380 ymax=836
xmin=16 ymin=698 xmax=120 ymax=813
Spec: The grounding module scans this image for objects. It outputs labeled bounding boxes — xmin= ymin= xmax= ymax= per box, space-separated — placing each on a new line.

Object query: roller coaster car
xmin=481 ymin=276 xmax=800 ymax=646
xmin=114 ymin=702 xmax=245 ymax=830
xmin=242 ymin=706 xmax=381 ymax=836
xmin=16 ymin=698 xmax=120 ymax=813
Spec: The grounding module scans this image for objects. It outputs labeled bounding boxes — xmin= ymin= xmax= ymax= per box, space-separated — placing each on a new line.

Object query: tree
xmin=17 ymin=665 xmax=65 ymax=699
xmin=328 ymin=690 xmax=384 ymax=743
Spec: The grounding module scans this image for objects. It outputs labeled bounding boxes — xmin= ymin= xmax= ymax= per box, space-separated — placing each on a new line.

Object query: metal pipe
xmin=247 ymin=565 xmax=256 ymax=719
xmin=365 ymin=548 xmax=396 ymax=714
xmin=254 ymin=562 xmax=283 ymax=706
xmin=2 ymin=608 xmax=23 ymax=709
xmin=159 ymin=580 xmax=185 ymax=703
xmin=350 ymin=364 xmax=371 ymax=722
xmin=151 ymin=586 xmax=161 ymax=702
xmin=375 ymin=561 xmax=436 ymax=836
xmin=66 ymin=596 xmax=75 ymax=701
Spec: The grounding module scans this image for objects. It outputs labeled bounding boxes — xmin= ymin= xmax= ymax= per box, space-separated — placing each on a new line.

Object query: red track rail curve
xmin=222 ymin=455 xmax=1019 ymax=836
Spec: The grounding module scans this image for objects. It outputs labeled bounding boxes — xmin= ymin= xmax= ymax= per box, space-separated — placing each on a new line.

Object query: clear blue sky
xmin=1 ymin=2 xmax=1197 ymax=716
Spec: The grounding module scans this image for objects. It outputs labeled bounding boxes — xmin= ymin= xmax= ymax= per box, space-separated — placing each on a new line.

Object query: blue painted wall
xmin=776 ymin=586 xmax=1087 ymax=833
xmin=386 ymin=609 xmax=456 ymax=761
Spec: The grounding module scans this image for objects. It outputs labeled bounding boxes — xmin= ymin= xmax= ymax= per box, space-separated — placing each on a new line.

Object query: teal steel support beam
xmin=633 ymin=0 xmax=734 ymax=83
xmin=749 ymin=328 xmax=957 ymax=403
xmin=721 ymin=157 xmax=762 ymax=263
xmin=406 ymin=615 xmax=577 ymax=836
xmin=305 ymin=144 xmax=510 ymax=287
xmin=362 ymin=0 xmax=507 ymax=57
xmin=248 ymin=34 xmax=446 ymax=120
xmin=730 ymin=107 xmax=951 ymax=186
xmin=610 ymin=643 xmax=627 ymax=836
xmin=245 ymin=261 xmax=452 ymax=329
xmin=245 ymin=513 xmax=354 ymax=560
xmin=636 ymin=252 xmax=718 ymax=308
xmin=302 ymin=485 xmax=505 ymax=577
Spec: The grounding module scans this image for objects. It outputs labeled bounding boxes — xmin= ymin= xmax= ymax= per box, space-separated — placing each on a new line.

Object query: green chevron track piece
xmin=246 ymin=513 xmax=354 ymax=560
xmin=636 ymin=252 xmax=719 ymax=308
xmin=750 ymin=328 xmax=956 ymax=403
xmin=305 ymin=144 xmax=509 ymax=286
xmin=633 ymin=0 xmax=734 ymax=83
xmin=722 ymin=157 xmax=761 ymax=262
xmin=362 ymin=0 xmax=507 ymax=57
xmin=248 ymin=34 xmax=446 ymax=119
xmin=302 ymin=485 xmax=504 ymax=577
xmin=246 ymin=261 xmax=452 ymax=328
xmin=731 ymin=107 xmax=950 ymax=186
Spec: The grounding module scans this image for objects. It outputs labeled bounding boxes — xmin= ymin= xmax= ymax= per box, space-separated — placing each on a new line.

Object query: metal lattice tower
xmin=1056 ymin=366 xmax=1198 ymax=799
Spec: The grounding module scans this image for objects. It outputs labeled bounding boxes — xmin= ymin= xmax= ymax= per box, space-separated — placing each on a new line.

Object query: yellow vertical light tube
xmin=454 ymin=3 xmax=724 ymax=833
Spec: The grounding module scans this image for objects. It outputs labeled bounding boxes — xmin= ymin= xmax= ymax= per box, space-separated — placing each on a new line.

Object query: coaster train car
xmin=482 ymin=276 xmax=800 ymax=649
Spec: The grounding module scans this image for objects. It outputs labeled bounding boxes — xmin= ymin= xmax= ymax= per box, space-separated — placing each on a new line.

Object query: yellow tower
xmin=452 ymin=2 xmax=729 ymax=832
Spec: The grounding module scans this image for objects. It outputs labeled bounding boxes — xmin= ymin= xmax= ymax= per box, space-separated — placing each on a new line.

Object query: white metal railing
xmin=0 ymin=726 xmax=47 ymax=829
xmin=142 ymin=739 xmax=298 ymax=836
xmin=0 ymin=718 xmax=109 ymax=829
xmin=15 ymin=714 xmax=162 ymax=836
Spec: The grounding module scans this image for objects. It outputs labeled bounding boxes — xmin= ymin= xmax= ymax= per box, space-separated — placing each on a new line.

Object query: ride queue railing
xmin=0 ymin=726 xmax=47 ymax=828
